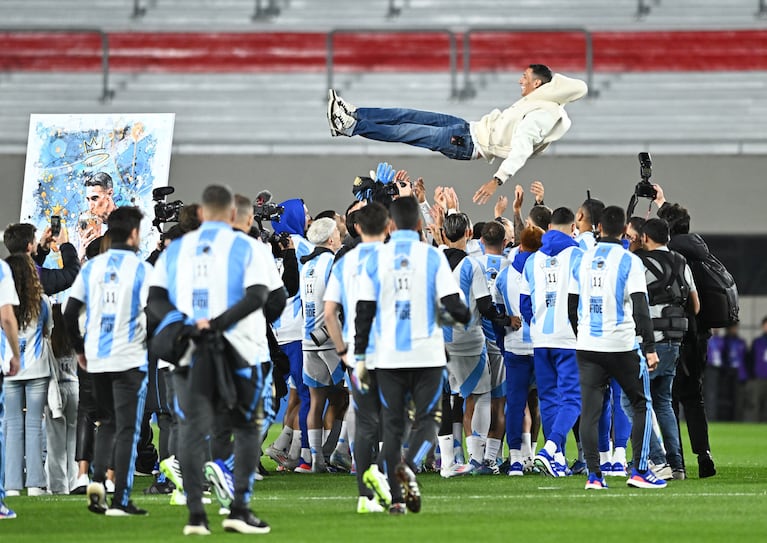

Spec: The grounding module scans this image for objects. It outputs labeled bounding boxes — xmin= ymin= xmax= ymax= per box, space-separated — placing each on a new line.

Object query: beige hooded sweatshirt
xmin=471 ymin=73 xmax=588 ymax=182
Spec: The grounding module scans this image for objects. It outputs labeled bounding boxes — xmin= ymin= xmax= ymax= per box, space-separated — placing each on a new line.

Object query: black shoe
xmin=105 ymin=500 xmax=148 ymax=516
xmin=222 ymin=509 xmax=271 ymax=534
xmin=389 ymin=503 xmax=407 ymax=515
xmin=395 ymin=463 xmax=421 ymax=513
xmin=144 ymin=479 xmax=174 ymax=495
xmin=698 ymin=451 xmax=716 ymax=478
xmin=183 ymin=513 xmax=211 ymax=536
xmin=257 ymin=462 xmax=269 ymax=477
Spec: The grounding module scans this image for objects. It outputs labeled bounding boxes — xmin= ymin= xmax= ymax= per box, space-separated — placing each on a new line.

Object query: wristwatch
xmin=493 ymin=176 xmax=504 ymax=186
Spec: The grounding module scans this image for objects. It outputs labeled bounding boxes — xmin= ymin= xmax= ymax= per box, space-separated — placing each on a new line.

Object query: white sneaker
xmin=652 ymin=463 xmax=673 ymax=480
xmin=105 ymin=479 xmax=115 ymax=494
xmin=440 ymin=462 xmax=473 ymax=478
xmin=327 ymin=89 xmax=357 ymax=136
xmin=357 ymin=496 xmax=385 ymax=513
xmin=71 ymin=474 xmax=89 ymax=494
xmin=27 ymin=487 xmax=46 ymax=497
xmin=4 ymin=490 xmax=20 ymax=497
xmin=265 ymin=445 xmax=289 ymax=466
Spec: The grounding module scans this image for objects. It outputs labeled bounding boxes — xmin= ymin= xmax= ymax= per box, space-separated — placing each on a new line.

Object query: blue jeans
xmin=650 ymin=342 xmax=683 ymax=470
xmin=353 ymin=107 xmax=475 ymax=160
xmin=504 ymin=352 xmax=534 ymax=450
xmin=3 ymin=377 xmax=49 ymax=490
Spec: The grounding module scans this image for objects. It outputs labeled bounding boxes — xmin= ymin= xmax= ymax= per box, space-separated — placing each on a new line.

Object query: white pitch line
xmin=252 ymin=491 xmax=767 ymax=501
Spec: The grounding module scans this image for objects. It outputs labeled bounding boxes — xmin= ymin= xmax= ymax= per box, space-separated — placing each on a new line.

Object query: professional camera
xmin=352 ymin=176 xmax=402 ymax=206
xmin=253 ymin=202 xmax=285 ymax=223
xmin=634 ymin=152 xmax=658 ymax=200
xmin=152 ymin=186 xmax=184 ymax=228
xmin=626 ymin=152 xmax=658 ymax=220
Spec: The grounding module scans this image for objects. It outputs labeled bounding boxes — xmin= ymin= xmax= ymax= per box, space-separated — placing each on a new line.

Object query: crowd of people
xmin=0 ymin=165 xmax=758 ymax=532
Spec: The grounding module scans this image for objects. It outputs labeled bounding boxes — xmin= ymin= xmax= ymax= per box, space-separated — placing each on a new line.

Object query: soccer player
xmin=64 ymin=206 xmax=152 ymax=515
xmin=518 ymin=208 xmax=583 ymax=477
xmin=568 ymin=205 xmax=665 ymax=490
xmin=327 ymin=65 xmax=587 ymax=205
xmin=439 ymin=213 xmax=509 ymax=476
xmin=324 ymin=202 xmax=393 ymax=513
xmin=475 ymin=221 xmax=512 ymax=473
xmin=299 ymin=217 xmax=348 ymax=472
xmin=0 ymin=258 xmax=21 ymax=519
xmin=496 ymin=226 xmax=541 ymax=476
xmin=148 ymin=185 xmax=286 ymax=534
xmin=354 ymin=196 xmax=470 ymax=515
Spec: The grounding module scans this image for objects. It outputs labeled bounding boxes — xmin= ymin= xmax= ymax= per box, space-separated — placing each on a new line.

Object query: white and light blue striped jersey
xmin=152 ymin=221 xmax=283 ymax=367
xmin=0 ymin=260 xmax=19 ymax=308
xmin=1 ymin=296 xmax=51 ymax=380
xmin=272 ymin=234 xmax=315 ymax=344
xmin=476 ymin=253 xmax=510 ymax=343
xmin=576 ymin=231 xmax=597 ymax=251
xmin=521 ymin=246 xmax=583 ymax=349
xmin=323 ymin=242 xmax=380 ymax=364
xmin=569 ymin=242 xmax=648 ymax=352
xmin=69 ymin=248 xmax=152 ymax=373
xmin=357 ymin=230 xmax=460 ymax=369
xmin=495 ymin=265 xmax=532 ymax=355
xmin=300 ymin=250 xmax=335 ymax=351
xmin=443 ymin=255 xmax=489 ymax=356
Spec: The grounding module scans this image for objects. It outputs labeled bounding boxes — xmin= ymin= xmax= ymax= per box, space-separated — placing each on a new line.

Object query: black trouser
xmin=673 ymin=331 xmax=711 ymax=458
xmin=377 ymin=366 xmax=444 ymax=504
xmin=350 ymin=368 xmax=381 ymax=498
xmin=75 ymin=366 xmax=97 ymax=463
xmin=576 ymin=350 xmax=651 ymax=477
xmin=163 ymin=368 xmax=178 ymax=458
xmin=173 ymin=369 xmax=261 ymax=516
xmin=91 ymin=368 xmax=148 ymax=508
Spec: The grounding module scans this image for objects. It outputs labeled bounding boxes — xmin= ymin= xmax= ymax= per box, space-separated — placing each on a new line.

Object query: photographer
xmin=652 ymin=185 xmax=718 ymax=478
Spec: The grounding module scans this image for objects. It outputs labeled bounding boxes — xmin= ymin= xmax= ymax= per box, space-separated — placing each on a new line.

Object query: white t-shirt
xmin=443 ymin=254 xmax=489 ymax=357
xmin=69 ymin=248 xmax=152 ymax=373
xmin=357 ymin=230 xmax=460 ymax=369
xmin=272 ymin=234 xmax=314 ymax=344
xmin=151 ymin=221 xmax=283 ymax=367
xmin=570 ymin=242 xmax=648 ymax=352
xmin=300 ymin=250 xmax=335 ymax=351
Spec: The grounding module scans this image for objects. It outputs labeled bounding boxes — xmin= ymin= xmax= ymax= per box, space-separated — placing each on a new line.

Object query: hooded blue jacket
xmin=272 ymin=199 xmax=306 ymax=236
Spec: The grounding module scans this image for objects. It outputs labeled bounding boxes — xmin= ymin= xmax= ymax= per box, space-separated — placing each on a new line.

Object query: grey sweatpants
xmin=173 ymin=369 xmax=262 ymax=516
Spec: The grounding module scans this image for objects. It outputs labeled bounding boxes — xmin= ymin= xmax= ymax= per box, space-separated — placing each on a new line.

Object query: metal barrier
xmin=326 ymin=28 xmax=459 ymax=98
xmin=459 ymin=27 xmax=595 ymax=99
xmin=0 ymin=27 xmax=113 ymax=103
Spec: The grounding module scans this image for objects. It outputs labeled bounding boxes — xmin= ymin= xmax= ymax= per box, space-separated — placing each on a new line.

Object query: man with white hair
xmin=299 ymin=217 xmax=347 ymax=472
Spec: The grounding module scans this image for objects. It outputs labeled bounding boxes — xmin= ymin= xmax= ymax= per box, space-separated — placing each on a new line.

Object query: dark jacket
xmin=33 ymin=242 xmax=80 ymax=295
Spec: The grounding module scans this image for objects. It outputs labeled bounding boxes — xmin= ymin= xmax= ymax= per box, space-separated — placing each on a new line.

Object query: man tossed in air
xmin=327 ymin=64 xmax=587 ymax=205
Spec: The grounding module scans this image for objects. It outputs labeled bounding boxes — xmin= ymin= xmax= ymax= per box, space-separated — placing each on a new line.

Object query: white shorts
xmin=302 ymin=349 xmax=345 ymax=388
xmin=447 ymin=348 xmax=491 ymax=398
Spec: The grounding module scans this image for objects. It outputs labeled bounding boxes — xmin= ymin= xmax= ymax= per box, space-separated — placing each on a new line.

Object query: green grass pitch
xmin=2 ymin=422 xmax=766 ymax=542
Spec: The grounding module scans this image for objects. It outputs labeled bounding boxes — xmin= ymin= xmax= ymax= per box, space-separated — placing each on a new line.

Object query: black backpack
xmin=689 ymin=253 xmax=739 ymax=329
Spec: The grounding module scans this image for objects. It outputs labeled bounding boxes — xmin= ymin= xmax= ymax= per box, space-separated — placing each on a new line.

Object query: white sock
xmin=543 ymin=440 xmax=557 ymax=456
xmin=452 ymin=422 xmax=463 ymax=450
xmin=288 ymin=431 xmax=302 ymax=460
xmin=272 ymin=426 xmax=293 ymax=452
xmin=521 ymin=433 xmax=532 ymax=457
xmin=599 ymin=451 xmax=612 ymax=465
xmin=308 ymin=429 xmax=323 ymax=463
xmin=466 ymin=434 xmax=485 ymax=463
xmin=509 ymin=449 xmax=523 ymax=465
xmin=300 ymin=447 xmax=311 ymax=464
xmin=613 ymin=447 xmax=627 ymax=466
xmin=471 ymin=392 xmax=492 ymax=437
xmin=531 ymin=441 xmax=537 ymax=456
xmin=554 ymin=451 xmax=566 ymax=466
xmin=484 ymin=438 xmax=502 ymax=462
xmin=438 ymin=435 xmax=454 ymax=471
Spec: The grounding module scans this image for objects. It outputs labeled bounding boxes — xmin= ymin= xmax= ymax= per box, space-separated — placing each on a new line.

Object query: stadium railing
xmin=0 ymin=27 xmax=113 ymax=103
xmin=326 ymin=27 xmax=459 ymax=99
xmin=459 ymin=27 xmax=595 ymax=99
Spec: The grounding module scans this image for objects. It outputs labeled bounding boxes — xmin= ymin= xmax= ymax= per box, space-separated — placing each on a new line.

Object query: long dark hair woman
xmin=2 ymin=253 xmax=52 ymax=496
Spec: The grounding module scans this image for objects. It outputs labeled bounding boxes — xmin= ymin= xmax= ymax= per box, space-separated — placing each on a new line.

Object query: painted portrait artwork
xmin=20 ymin=113 xmax=175 ymax=261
